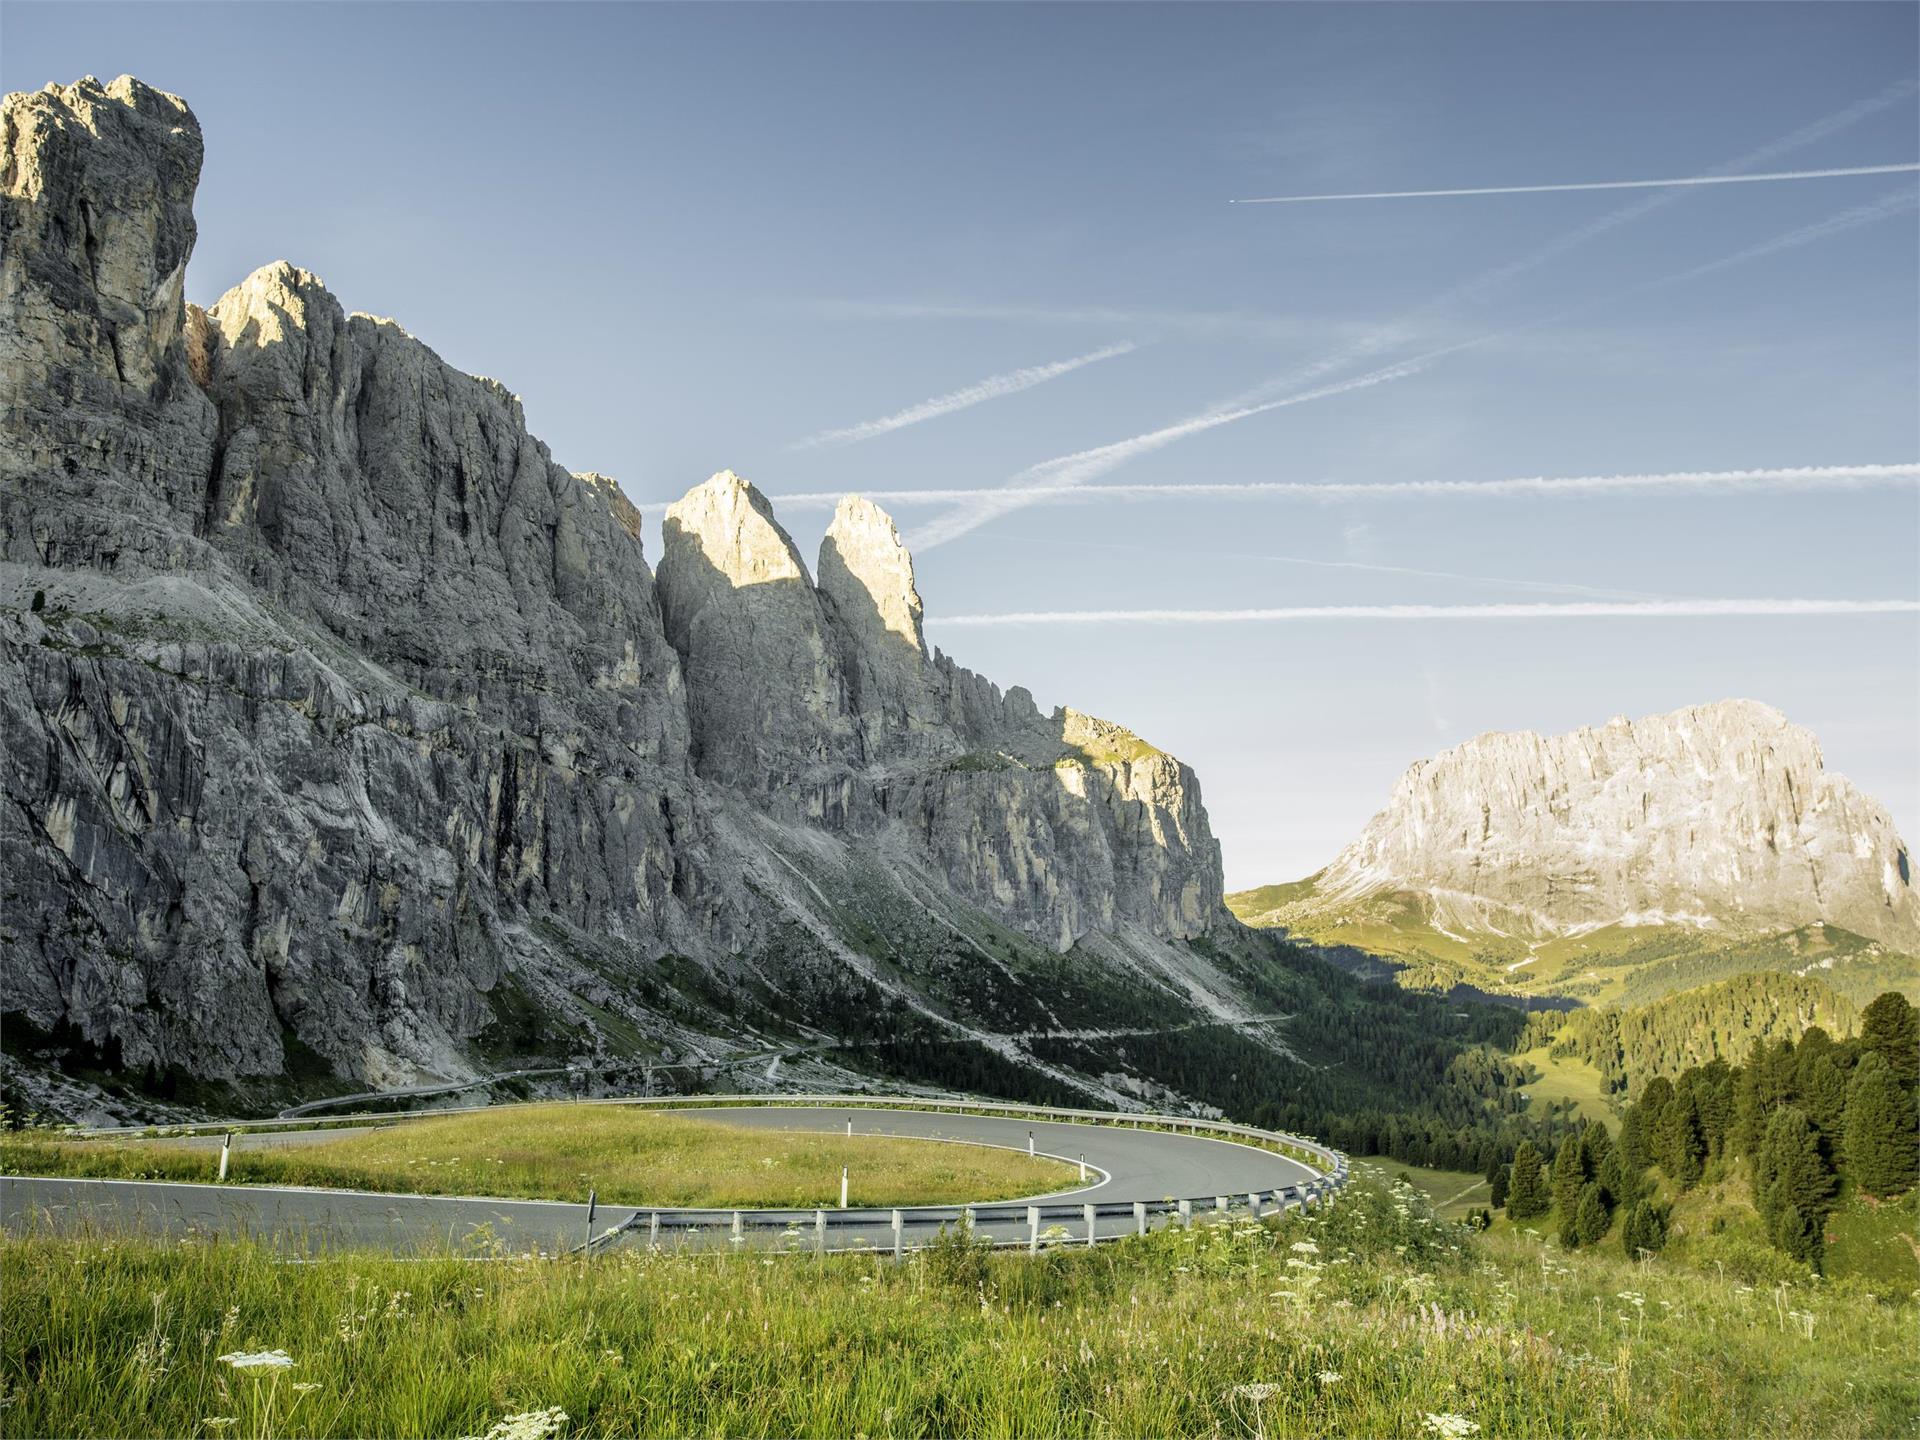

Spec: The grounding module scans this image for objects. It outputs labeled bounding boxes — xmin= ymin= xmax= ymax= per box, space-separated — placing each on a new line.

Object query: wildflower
xmin=217 ymin=1349 xmax=294 ymax=1371
xmin=1232 ymin=1383 xmax=1280 ymax=1401
xmin=202 ymin=1421 xmax=236 ymax=1432
xmin=1290 ymin=1240 xmax=1320 ymax=1255
xmin=1316 ymin=1370 xmax=1342 ymax=1385
xmin=461 ymin=1407 xmax=569 ymax=1440
xmin=1422 ymin=1414 xmax=1481 ymax=1438
xmin=291 ymin=1382 xmax=322 ymax=1395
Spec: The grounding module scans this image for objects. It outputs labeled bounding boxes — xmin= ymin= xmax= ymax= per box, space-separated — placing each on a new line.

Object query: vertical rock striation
xmin=1311 ymin=700 xmax=1920 ymax=949
xmin=0 ymin=75 xmax=1229 ymax=1100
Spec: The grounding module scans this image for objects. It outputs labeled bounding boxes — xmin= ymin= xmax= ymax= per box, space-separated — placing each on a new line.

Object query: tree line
xmin=1501 ymin=991 xmax=1918 ymax=1268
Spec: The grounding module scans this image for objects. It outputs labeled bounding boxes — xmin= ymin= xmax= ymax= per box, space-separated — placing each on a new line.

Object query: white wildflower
xmin=217 ymin=1349 xmax=294 ymax=1371
xmin=1316 ymin=1370 xmax=1342 ymax=1385
xmin=461 ymin=1406 xmax=569 ymax=1440
xmin=1422 ymin=1414 xmax=1481 ymax=1438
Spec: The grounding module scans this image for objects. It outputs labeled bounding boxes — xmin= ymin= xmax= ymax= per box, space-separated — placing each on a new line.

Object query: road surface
xmin=2 ymin=1106 xmax=1326 ymax=1255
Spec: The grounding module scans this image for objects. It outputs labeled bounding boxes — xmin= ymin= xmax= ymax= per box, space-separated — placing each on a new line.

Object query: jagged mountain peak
xmin=820 ymin=494 xmax=926 ymax=657
xmin=1298 ymin=698 xmax=1918 ymax=952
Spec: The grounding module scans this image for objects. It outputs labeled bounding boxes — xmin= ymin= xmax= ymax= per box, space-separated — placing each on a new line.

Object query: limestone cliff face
xmin=1312 ymin=700 xmax=1920 ymax=949
xmin=0 ymin=75 xmax=1227 ymax=1100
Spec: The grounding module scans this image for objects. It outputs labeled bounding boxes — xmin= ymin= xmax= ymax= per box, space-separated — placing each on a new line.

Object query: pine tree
xmin=1756 ymin=1105 xmax=1837 ymax=1258
xmin=1844 ymin=1052 xmax=1920 ymax=1198
xmin=1551 ymin=1132 xmax=1587 ymax=1226
xmin=1859 ymin=992 xmax=1919 ymax=1090
xmin=1489 ymin=1163 xmax=1509 ymax=1211
xmin=1691 ymin=1058 xmax=1736 ymax=1156
xmin=1655 ymin=1089 xmax=1706 ymax=1190
xmin=1507 ymin=1140 xmax=1550 ymax=1220
xmin=1620 ymin=1199 xmax=1669 ymax=1259
xmin=1799 ymin=1052 xmax=1850 ymax=1152
xmin=1574 ymin=1182 xmax=1612 ymax=1245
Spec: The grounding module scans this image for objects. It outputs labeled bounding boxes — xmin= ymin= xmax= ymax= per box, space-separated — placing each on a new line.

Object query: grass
xmin=3 ymin=1173 xmax=1911 ymax=1438
xmin=1353 ymin=1158 xmax=1491 ymax=1221
xmin=1513 ymin=1046 xmax=1618 ymax=1128
xmin=0 ymin=1105 xmax=1079 ymax=1209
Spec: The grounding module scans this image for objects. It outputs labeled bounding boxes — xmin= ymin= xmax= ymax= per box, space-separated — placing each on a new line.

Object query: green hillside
xmin=1227 ymin=876 xmax=1920 ymax=1009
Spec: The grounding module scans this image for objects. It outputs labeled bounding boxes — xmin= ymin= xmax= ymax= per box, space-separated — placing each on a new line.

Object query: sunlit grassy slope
xmin=1512 ymin=1046 xmax=1618 ymax=1128
xmin=4 ymin=1173 xmax=1910 ymax=1438
xmin=1228 ymin=877 xmax=1920 ymax=1008
xmin=0 ymin=1105 xmax=1077 ymax=1208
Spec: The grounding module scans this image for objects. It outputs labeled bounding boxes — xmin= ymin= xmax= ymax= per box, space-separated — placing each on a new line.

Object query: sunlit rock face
xmin=1312 ymin=700 xmax=1920 ymax=949
xmin=0 ymin=74 xmax=1229 ymax=1095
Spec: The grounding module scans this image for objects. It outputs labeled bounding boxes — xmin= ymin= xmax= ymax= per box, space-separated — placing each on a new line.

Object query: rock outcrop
xmin=0 ymin=75 xmax=1229 ymax=1107
xmin=1306 ymin=700 xmax=1920 ymax=950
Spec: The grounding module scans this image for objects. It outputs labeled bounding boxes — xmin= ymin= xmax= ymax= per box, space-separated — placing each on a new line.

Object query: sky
xmin=6 ymin=2 xmax=1917 ymax=887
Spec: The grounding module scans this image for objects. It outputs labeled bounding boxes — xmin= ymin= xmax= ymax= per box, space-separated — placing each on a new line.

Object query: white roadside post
xmin=1215 ymin=1195 xmax=1229 ymax=1219
xmin=846 ymin=1116 xmax=853 ymax=1137
xmin=217 ymin=1132 xmax=233 ymax=1182
xmin=731 ymin=1210 xmax=743 ymax=1244
xmin=1083 ymin=1203 xmax=1096 ymax=1248
xmin=1027 ymin=1130 xmax=1035 ymax=1158
xmin=1178 ymin=1199 xmax=1193 ymax=1229
xmin=840 ymin=1167 xmax=849 ymax=1210
xmin=1027 ymin=1206 xmax=1041 ymax=1254
xmin=1078 ymin=1154 xmax=1087 ymax=1181
xmin=1248 ymin=1191 xmax=1262 ymax=1219
xmin=649 ymin=1211 xmax=661 ymax=1247
xmin=585 ymin=1190 xmax=598 ymax=1253
xmin=1133 ymin=1200 xmax=1147 ymax=1236
xmin=814 ymin=1208 xmax=827 ymax=1255
xmin=963 ymin=1205 xmax=976 ymax=1233
xmin=891 ymin=1209 xmax=904 ymax=1263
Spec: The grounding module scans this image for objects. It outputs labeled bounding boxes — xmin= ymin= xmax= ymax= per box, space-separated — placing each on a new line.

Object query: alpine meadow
xmin=2 ymin=4 xmax=1916 ymax=1438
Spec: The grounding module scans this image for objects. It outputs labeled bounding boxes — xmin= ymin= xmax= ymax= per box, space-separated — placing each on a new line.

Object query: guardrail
xmin=53 ymin=1091 xmax=1350 ymax=1257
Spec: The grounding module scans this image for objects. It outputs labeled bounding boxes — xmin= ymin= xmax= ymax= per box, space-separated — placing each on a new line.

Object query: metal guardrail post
xmin=1178 ymin=1199 xmax=1192 ymax=1229
xmin=1028 ymin=1206 xmax=1040 ymax=1254
xmin=1084 ymin=1203 xmax=1096 ymax=1247
xmin=963 ymin=1205 xmax=976 ymax=1232
xmin=1215 ymin=1195 xmax=1228 ymax=1216
xmin=1133 ymin=1200 xmax=1147 ymax=1236
xmin=892 ymin=1209 xmax=904 ymax=1263
xmin=731 ymin=1210 xmax=743 ymax=1244
xmin=814 ymin=1208 xmax=826 ymax=1255
xmin=650 ymin=1211 xmax=661 ymax=1246
xmin=1248 ymin=1190 xmax=1262 ymax=1218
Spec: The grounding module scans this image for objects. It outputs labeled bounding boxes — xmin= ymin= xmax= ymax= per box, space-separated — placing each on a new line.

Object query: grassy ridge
xmin=3 ymin=1174 xmax=1910 ymax=1438
xmin=0 ymin=1106 xmax=1077 ymax=1209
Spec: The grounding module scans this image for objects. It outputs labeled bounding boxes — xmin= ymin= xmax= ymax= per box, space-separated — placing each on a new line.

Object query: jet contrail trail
xmin=790 ymin=341 xmax=1137 ymax=449
xmin=906 ymin=353 xmax=1434 ymax=550
xmin=931 ymin=599 xmax=1920 ymax=629
xmin=1221 ymin=80 xmax=1920 ymax=404
xmin=1230 ymin=161 xmax=1920 ymax=205
xmin=757 ymin=463 xmax=1920 ymax=510
xmin=904 ymin=88 xmax=1920 ymax=552
xmin=996 ymin=533 xmax=1661 ymax=601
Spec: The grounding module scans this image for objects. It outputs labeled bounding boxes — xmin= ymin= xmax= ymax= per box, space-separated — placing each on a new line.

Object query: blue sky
xmin=8 ymin=2 xmax=1916 ymax=885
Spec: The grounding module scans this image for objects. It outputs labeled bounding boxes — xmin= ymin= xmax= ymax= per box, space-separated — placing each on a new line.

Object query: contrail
xmin=756 ymin=463 xmax=1920 ymax=510
xmin=1230 ymin=162 xmax=1920 ymax=205
xmin=790 ymin=341 xmax=1137 ymax=449
xmin=905 ymin=88 xmax=1920 ymax=552
xmin=931 ymin=599 xmax=1920 ymax=629
xmin=996 ymin=533 xmax=1660 ymax=601
xmin=1222 ymin=80 xmax=1920 ymax=404
xmin=907 ymin=353 xmax=1434 ymax=551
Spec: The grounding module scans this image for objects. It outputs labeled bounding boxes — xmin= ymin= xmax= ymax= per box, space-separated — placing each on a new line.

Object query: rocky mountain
xmin=1230 ymin=700 xmax=1920 ymax=1005
xmin=1 ymin=75 xmax=1241 ymax=1120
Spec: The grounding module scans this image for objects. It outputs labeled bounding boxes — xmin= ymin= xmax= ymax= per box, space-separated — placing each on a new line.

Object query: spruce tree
xmin=1756 ymin=1106 xmax=1837 ymax=1255
xmin=1859 ymin=992 xmax=1919 ymax=1090
xmin=1620 ymin=1199 xmax=1668 ymax=1259
xmin=1619 ymin=1092 xmax=1656 ymax=1172
xmin=1489 ymin=1163 xmax=1509 ymax=1211
xmin=1575 ymin=1182 xmax=1612 ymax=1245
xmin=1845 ymin=1052 xmax=1920 ymax=1198
xmin=1507 ymin=1140 xmax=1550 ymax=1220
xmin=1551 ymin=1136 xmax=1588 ymax=1247
xmin=1655 ymin=1089 xmax=1706 ymax=1190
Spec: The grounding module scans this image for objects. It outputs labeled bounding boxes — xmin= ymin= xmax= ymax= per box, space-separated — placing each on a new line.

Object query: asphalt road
xmin=2 ymin=1106 xmax=1325 ymax=1256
